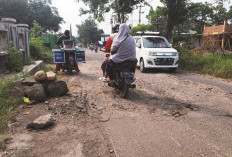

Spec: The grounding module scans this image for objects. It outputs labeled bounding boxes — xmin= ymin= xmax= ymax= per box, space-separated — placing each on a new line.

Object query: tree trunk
xmin=166 ymin=19 xmax=174 ymax=43
xmin=177 ymin=25 xmax=180 ymax=41
xmin=166 ymin=0 xmax=176 ymax=43
xmin=117 ymin=13 xmax=121 ymax=23
xmin=122 ymin=12 xmax=125 ymax=23
xmin=115 ymin=0 xmax=121 ymax=23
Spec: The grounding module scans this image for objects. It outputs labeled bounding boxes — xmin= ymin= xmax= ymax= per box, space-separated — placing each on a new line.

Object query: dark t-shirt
xmin=56 ymin=35 xmax=70 ymax=47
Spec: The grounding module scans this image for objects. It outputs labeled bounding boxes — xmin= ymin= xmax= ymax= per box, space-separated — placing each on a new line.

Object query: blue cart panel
xmin=52 ymin=49 xmax=65 ymax=63
xmin=75 ymin=51 xmax=85 ymax=62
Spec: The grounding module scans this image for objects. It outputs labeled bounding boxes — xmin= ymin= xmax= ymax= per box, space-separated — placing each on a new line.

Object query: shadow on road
xmin=126 ymin=88 xmax=232 ymax=118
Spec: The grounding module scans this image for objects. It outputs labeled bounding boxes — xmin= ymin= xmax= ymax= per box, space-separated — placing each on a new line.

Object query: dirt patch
xmin=1 ymin=73 xmax=115 ymax=157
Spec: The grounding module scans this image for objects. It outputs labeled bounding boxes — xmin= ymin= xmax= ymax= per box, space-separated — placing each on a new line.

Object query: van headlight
xmin=146 ymin=51 xmax=157 ymax=56
xmin=172 ymin=52 xmax=178 ymax=56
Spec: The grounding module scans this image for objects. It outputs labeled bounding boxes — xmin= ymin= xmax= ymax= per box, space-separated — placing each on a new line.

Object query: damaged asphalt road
xmin=2 ymin=50 xmax=232 ymax=157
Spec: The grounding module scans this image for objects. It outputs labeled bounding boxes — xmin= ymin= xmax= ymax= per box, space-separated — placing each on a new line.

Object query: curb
xmin=0 ymin=60 xmax=44 ymax=80
xmin=23 ymin=60 xmax=44 ymax=75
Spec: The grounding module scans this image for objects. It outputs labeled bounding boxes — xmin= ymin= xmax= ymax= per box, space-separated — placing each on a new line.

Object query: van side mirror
xmin=136 ymin=43 xmax=141 ymax=48
xmin=169 ymin=43 xmax=172 ymax=47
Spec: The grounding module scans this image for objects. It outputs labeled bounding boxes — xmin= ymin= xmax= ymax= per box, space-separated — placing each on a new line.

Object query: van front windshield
xmin=143 ymin=37 xmax=170 ymax=48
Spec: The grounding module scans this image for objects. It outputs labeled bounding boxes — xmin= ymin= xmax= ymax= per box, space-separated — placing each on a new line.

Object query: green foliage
xmin=0 ymin=78 xmax=23 ymax=134
xmin=177 ymin=46 xmax=232 ymax=79
xmin=0 ymin=0 xmax=63 ymax=32
xmin=28 ymin=1 xmax=63 ymax=32
xmin=76 ymin=18 xmax=103 ymax=45
xmin=30 ymin=37 xmax=53 ymax=63
xmin=160 ymin=0 xmax=189 ymax=42
xmin=130 ymin=24 xmax=154 ymax=35
xmin=30 ymin=37 xmax=43 ymax=59
xmin=40 ymin=48 xmax=53 ymax=64
xmin=146 ymin=7 xmax=168 ymax=36
xmin=6 ymin=42 xmax=23 ymax=72
xmin=147 ymin=1 xmax=232 ymax=42
xmin=211 ymin=5 xmax=228 ymax=25
xmin=30 ymin=20 xmax=43 ymax=38
xmin=78 ymin=0 xmax=145 ymax=22
xmin=41 ymin=64 xmax=54 ymax=72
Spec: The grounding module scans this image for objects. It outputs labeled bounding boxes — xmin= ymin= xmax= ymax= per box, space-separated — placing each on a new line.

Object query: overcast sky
xmin=51 ymin=0 xmax=230 ymax=36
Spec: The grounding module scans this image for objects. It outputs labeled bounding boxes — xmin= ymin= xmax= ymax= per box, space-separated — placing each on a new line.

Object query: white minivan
xmin=133 ymin=35 xmax=179 ymax=72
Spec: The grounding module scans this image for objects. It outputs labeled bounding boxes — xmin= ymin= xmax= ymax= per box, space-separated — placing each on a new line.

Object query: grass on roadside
xmin=30 ymin=37 xmax=53 ymax=64
xmin=0 ymin=77 xmax=24 ymax=150
xmin=41 ymin=64 xmax=55 ymax=72
xmin=40 ymin=48 xmax=54 ymax=64
xmin=177 ymin=46 xmax=232 ymax=79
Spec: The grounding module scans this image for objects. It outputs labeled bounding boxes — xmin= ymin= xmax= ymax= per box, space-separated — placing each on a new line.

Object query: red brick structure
xmin=202 ymin=21 xmax=232 ymax=51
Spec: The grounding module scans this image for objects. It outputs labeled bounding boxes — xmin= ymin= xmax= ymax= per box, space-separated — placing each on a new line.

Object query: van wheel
xmin=140 ymin=59 xmax=146 ymax=73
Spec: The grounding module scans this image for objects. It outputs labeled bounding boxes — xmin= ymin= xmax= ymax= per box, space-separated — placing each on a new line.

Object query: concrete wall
xmin=0 ymin=18 xmax=30 ymax=73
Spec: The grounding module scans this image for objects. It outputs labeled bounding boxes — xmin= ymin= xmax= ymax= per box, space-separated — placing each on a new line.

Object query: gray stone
xmin=34 ymin=70 xmax=46 ymax=82
xmin=45 ymin=80 xmax=69 ymax=97
xmin=21 ymin=77 xmax=37 ymax=86
xmin=26 ymin=114 xmax=54 ymax=130
xmin=25 ymin=84 xmax=47 ymax=102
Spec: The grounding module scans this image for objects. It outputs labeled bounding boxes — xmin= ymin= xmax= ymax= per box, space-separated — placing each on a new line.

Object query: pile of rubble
xmin=10 ymin=70 xmax=70 ymax=130
xmin=21 ymin=70 xmax=69 ymax=102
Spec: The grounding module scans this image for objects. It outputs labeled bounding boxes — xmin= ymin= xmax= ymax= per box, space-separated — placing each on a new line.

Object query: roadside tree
xmin=76 ymin=18 xmax=103 ymax=46
xmin=160 ymin=0 xmax=188 ymax=42
xmin=0 ymin=0 xmax=63 ymax=32
xmin=77 ymin=0 xmax=146 ymax=23
xmin=130 ymin=24 xmax=154 ymax=35
xmin=146 ymin=6 xmax=167 ymax=36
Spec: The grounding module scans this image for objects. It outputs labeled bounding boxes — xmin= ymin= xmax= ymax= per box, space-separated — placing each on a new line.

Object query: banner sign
xmin=52 ymin=49 xmax=65 ymax=63
xmin=75 ymin=51 xmax=85 ymax=62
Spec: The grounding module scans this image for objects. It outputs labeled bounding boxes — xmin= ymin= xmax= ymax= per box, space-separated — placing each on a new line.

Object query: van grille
xmin=154 ymin=58 xmax=174 ymax=65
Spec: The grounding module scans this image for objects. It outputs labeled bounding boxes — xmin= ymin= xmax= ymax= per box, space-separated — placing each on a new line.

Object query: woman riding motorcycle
xmin=107 ymin=23 xmax=137 ymax=81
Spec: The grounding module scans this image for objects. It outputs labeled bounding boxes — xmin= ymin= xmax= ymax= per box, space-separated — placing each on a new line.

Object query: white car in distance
xmin=133 ymin=35 xmax=179 ymax=73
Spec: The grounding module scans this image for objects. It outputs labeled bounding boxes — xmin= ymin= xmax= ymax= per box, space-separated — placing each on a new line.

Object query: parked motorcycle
xmin=107 ymin=59 xmax=137 ymax=98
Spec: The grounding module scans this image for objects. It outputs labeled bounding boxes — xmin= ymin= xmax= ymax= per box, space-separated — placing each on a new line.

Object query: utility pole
xmin=138 ymin=3 xmax=145 ymax=24
xmin=70 ymin=24 xmax=72 ymax=38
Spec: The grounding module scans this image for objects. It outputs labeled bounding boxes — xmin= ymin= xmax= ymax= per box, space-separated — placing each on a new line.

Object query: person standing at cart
xmin=55 ymin=30 xmax=80 ymax=73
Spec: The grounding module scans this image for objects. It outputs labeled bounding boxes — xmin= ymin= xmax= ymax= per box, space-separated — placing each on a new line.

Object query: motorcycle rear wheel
xmin=120 ymin=80 xmax=129 ymax=98
xmin=67 ymin=64 xmax=73 ymax=75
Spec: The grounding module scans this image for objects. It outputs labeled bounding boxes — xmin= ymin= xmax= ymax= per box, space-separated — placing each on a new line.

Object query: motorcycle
xmin=94 ymin=45 xmax=98 ymax=52
xmin=107 ymin=57 xmax=137 ymax=98
xmin=57 ymin=40 xmax=80 ymax=75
